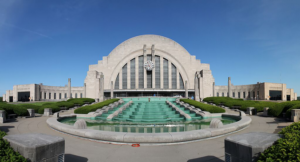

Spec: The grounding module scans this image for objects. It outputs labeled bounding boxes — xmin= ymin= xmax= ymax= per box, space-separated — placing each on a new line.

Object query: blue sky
xmin=0 ymin=0 xmax=300 ymax=96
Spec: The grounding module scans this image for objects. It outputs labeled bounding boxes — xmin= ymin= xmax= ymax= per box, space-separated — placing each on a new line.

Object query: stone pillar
xmin=194 ymin=73 xmax=199 ymax=101
xmin=67 ymin=78 xmax=71 ymax=99
xmin=110 ymin=81 xmax=113 ymax=99
xmin=44 ymin=108 xmax=53 ymax=116
xmin=0 ymin=110 xmax=6 ymax=123
xmin=291 ymin=109 xmax=300 ymax=122
xmin=263 ymin=107 xmax=269 ymax=117
xmin=228 ymin=77 xmax=232 ymax=98
xmin=83 ymin=83 xmax=86 ymax=98
xmin=2 ymin=94 xmax=6 ymax=102
xmin=99 ymin=72 xmax=104 ymax=102
xmin=185 ymin=81 xmax=188 ymax=98
xmin=27 ymin=109 xmax=35 ymax=117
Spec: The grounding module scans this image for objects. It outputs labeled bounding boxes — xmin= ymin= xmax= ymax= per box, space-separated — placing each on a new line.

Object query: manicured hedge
xmin=0 ymin=97 xmax=3 ymax=102
xmin=258 ymin=122 xmax=300 ymax=161
xmin=203 ymin=97 xmax=300 ymax=118
xmin=0 ymin=98 xmax=95 ymax=116
xmin=0 ymin=131 xmax=27 ymax=162
xmin=285 ymin=103 xmax=300 ymax=119
xmin=67 ymin=98 xmax=95 ymax=105
xmin=180 ymin=99 xmax=225 ymax=113
xmin=268 ymin=101 xmax=300 ymax=117
xmin=74 ymin=99 xmax=119 ymax=114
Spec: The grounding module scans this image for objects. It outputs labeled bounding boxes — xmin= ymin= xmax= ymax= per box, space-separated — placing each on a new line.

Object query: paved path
xmin=0 ymin=110 xmax=292 ymax=162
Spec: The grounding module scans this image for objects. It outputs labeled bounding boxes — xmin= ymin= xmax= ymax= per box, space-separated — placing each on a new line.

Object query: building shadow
xmin=187 ymin=156 xmax=224 ymax=162
xmin=0 ymin=126 xmax=15 ymax=133
xmin=5 ymin=118 xmax=18 ymax=123
xmin=65 ymin=154 xmax=88 ymax=162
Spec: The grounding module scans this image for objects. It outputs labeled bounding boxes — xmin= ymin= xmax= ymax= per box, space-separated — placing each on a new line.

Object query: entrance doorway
xmin=18 ymin=92 xmax=30 ymax=102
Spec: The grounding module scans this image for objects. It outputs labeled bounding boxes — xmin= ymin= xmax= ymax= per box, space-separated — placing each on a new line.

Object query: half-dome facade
xmin=85 ymin=35 xmax=214 ymax=101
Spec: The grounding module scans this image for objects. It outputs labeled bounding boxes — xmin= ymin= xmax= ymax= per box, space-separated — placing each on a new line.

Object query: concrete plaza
xmin=0 ymin=110 xmax=291 ymax=162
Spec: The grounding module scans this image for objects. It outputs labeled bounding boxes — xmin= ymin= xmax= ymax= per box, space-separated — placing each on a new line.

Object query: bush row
xmin=0 ymin=98 xmax=95 ymax=116
xmin=258 ymin=122 xmax=300 ymax=161
xmin=0 ymin=131 xmax=27 ymax=162
xmin=180 ymin=99 xmax=226 ymax=113
xmin=203 ymin=97 xmax=300 ymax=118
xmin=74 ymin=99 xmax=119 ymax=114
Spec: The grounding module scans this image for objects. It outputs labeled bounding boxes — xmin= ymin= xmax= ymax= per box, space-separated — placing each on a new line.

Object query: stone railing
xmin=47 ymin=112 xmax=251 ymax=144
xmin=76 ymin=99 xmax=124 ymax=118
xmin=107 ymin=101 xmax=133 ymax=120
xmin=166 ymin=101 xmax=192 ymax=121
xmin=176 ymin=101 xmax=225 ymax=118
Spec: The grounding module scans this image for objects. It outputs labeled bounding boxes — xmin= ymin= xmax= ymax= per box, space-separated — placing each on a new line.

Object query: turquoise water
xmin=59 ymin=97 xmax=239 ymax=133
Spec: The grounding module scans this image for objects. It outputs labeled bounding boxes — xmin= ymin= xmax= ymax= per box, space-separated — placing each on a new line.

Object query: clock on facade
xmin=144 ymin=60 xmax=154 ymax=71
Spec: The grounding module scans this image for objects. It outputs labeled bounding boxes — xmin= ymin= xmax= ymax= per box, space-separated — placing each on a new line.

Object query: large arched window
xmin=155 ymin=56 xmax=160 ymax=89
xmin=130 ymin=58 xmax=135 ymax=89
xmin=171 ymin=63 xmax=177 ymax=89
xmin=138 ymin=56 xmax=144 ymax=88
xmin=122 ymin=64 xmax=127 ymax=89
xmin=163 ymin=58 xmax=169 ymax=89
xmin=115 ymin=74 xmax=119 ymax=89
xmin=179 ymin=74 xmax=184 ymax=89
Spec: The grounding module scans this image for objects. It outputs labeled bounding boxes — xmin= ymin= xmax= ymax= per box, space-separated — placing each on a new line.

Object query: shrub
xmin=38 ymin=103 xmax=60 ymax=114
xmin=204 ymin=97 xmax=299 ymax=115
xmin=56 ymin=101 xmax=74 ymax=108
xmin=74 ymin=99 xmax=119 ymax=114
xmin=0 ymin=97 xmax=3 ymax=102
xmin=67 ymin=98 xmax=95 ymax=104
xmin=258 ymin=122 xmax=300 ymax=161
xmin=0 ymin=131 xmax=27 ymax=162
xmin=180 ymin=99 xmax=225 ymax=113
xmin=268 ymin=101 xmax=300 ymax=117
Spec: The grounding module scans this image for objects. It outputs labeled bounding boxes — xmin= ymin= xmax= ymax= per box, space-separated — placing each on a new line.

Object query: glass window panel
xmin=130 ymin=59 xmax=135 ymax=89
xmin=179 ymin=73 xmax=184 ymax=89
xmin=163 ymin=58 xmax=169 ymax=89
xmin=122 ymin=64 xmax=127 ymax=89
xmin=172 ymin=64 xmax=177 ymax=89
xmin=115 ymin=73 xmax=119 ymax=89
xmin=138 ymin=56 xmax=144 ymax=88
xmin=155 ymin=56 xmax=160 ymax=89
xmin=147 ymin=55 xmax=152 ymax=88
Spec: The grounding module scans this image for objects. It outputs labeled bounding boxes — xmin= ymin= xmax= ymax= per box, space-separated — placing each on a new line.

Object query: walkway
xmin=0 ymin=109 xmax=292 ymax=162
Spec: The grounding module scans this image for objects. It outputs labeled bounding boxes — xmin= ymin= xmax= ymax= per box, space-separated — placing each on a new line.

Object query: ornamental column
xmin=110 ymin=81 xmax=113 ymax=99
xmin=228 ymin=77 xmax=232 ymax=98
xmin=67 ymin=78 xmax=71 ymax=99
